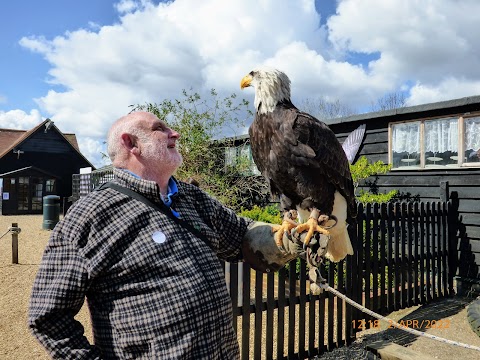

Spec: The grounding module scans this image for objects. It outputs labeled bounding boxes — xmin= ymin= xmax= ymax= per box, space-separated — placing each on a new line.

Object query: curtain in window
xmin=392 ymin=122 xmax=420 ymax=154
xmin=465 ymin=117 xmax=480 ymax=151
xmin=224 ymin=147 xmax=236 ymax=167
xmin=425 ymin=118 xmax=458 ymax=153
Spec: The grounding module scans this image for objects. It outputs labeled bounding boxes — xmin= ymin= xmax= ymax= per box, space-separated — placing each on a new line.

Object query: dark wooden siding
xmin=330 ymin=111 xmax=480 ymax=279
xmin=23 ymin=130 xmax=74 ymax=153
xmin=0 ymin=129 xmax=92 ymax=201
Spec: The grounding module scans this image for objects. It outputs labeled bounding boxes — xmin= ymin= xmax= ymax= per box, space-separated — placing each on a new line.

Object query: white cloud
xmin=3 ymin=0 xmax=479 ymax=167
xmin=14 ymin=0 xmax=336 ymax=167
xmin=115 ymin=0 xmax=140 ymax=14
xmin=77 ymin=136 xmax=110 ymax=169
xmin=408 ymin=77 xmax=480 ymax=106
xmin=0 ymin=109 xmax=43 ymax=129
xmin=114 ymin=0 xmax=153 ymax=14
xmin=328 ymin=0 xmax=480 ymax=88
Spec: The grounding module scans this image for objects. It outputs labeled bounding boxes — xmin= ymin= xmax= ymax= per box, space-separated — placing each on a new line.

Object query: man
xmin=28 ymin=111 xmax=314 ymax=359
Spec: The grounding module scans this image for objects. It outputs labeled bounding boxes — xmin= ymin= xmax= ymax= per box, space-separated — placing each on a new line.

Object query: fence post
xmin=439 ymin=181 xmax=449 ymax=202
xmin=447 ymin=192 xmax=460 ymax=294
xmin=11 ymin=223 xmax=19 ymax=264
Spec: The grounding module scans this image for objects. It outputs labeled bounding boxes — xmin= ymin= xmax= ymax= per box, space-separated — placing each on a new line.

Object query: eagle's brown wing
xmin=251 ymin=103 xmax=356 ymax=218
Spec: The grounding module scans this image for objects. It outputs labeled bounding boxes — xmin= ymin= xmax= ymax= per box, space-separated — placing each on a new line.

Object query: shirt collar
xmin=161 ymin=177 xmax=178 ymax=207
xmin=114 ymin=168 xmax=179 ymax=205
xmin=122 ymin=169 xmax=141 ymax=179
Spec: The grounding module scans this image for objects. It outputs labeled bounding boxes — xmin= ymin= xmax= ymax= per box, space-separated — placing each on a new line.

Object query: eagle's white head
xmin=240 ymin=66 xmax=291 ymax=115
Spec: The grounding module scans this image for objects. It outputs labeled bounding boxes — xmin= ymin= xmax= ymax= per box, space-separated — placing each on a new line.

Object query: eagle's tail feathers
xmin=325 ymin=224 xmax=353 ymax=262
xmin=324 ymin=191 xmax=353 ymax=262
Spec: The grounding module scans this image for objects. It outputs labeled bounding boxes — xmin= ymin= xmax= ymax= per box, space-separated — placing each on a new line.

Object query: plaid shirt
xmin=29 ymin=169 xmax=251 ymax=359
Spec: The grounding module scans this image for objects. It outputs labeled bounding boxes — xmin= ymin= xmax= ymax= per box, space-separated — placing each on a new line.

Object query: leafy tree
xmin=131 ymin=89 xmax=268 ymax=211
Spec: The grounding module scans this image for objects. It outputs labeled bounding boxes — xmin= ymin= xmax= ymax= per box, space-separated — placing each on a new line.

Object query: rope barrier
xmin=320 ymin=282 xmax=480 ymax=352
xmin=0 ymin=226 xmax=21 ymax=240
xmin=0 ymin=229 xmax=10 ymax=240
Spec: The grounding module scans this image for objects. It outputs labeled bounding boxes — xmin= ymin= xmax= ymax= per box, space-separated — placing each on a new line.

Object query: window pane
xmin=224 ymin=147 xmax=237 ymax=167
xmin=392 ymin=122 xmax=420 ymax=168
xmin=240 ymin=144 xmax=250 ymax=160
xmin=465 ymin=117 xmax=480 ymax=163
xmin=31 ymin=177 xmax=43 ymax=210
xmin=239 ymin=144 xmax=260 ymax=175
xmin=46 ymin=179 xmax=55 ymax=192
xmin=239 ymin=145 xmax=250 ymax=174
xmin=425 ymin=118 xmax=458 ymax=167
xmin=32 ymin=183 xmax=43 ymax=210
xmin=18 ymin=177 xmax=29 ymax=210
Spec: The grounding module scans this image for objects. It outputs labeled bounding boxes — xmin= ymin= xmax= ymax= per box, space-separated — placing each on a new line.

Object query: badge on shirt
xmin=152 ymin=230 xmax=166 ymax=244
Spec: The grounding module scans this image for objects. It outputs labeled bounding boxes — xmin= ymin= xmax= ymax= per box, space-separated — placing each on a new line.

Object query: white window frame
xmin=389 ymin=113 xmax=480 ymax=170
xmin=223 ymin=142 xmax=260 ymax=175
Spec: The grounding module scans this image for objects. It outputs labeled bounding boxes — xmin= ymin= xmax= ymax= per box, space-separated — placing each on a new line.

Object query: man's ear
xmin=121 ymin=133 xmax=140 ymax=156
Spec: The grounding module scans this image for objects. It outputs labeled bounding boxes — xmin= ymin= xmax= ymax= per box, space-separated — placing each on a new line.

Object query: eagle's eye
xmin=249 ymin=71 xmax=254 ymax=76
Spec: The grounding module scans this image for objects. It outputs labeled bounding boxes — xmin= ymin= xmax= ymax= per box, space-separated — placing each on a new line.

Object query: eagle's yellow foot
xmin=272 ymin=210 xmax=298 ymax=251
xmin=294 ymin=217 xmax=330 ymax=247
xmin=294 ymin=209 xmax=335 ymax=247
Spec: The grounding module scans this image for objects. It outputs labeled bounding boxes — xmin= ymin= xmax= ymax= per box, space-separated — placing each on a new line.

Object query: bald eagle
xmin=240 ymin=67 xmax=356 ymax=262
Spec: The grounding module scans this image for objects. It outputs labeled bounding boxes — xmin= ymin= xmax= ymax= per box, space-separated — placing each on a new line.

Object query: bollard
xmin=43 ymin=195 xmax=60 ymax=230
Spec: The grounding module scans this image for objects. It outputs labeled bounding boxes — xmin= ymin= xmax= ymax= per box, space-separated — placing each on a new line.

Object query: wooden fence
xmin=225 ymin=200 xmax=458 ymax=360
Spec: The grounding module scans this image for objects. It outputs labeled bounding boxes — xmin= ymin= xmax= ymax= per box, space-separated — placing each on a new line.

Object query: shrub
xmin=239 ymin=205 xmax=282 ymax=224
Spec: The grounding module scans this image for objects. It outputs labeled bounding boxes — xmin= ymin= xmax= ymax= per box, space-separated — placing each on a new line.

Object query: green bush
xmin=357 ymin=189 xmax=398 ymax=204
xmin=239 ymin=205 xmax=282 ymax=224
xmin=350 ymin=156 xmax=397 ymax=204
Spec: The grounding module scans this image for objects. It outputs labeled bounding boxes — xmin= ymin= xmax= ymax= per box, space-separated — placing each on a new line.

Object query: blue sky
xmin=1 ymin=0 xmax=480 ymax=168
xmin=1 ymin=1 xmax=118 ymax=110
xmin=1 ymin=0 xmax=337 ymax=111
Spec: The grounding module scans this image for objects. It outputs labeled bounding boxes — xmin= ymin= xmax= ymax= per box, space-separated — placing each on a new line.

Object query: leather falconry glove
xmin=241 ymin=222 xmax=329 ymax=274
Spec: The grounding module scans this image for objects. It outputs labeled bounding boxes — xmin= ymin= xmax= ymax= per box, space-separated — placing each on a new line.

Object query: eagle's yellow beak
xmin=240 ymin=74 xmax=253 ymax=89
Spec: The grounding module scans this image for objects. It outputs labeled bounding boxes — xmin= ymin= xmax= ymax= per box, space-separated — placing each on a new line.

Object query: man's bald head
xmin=107 ymin=111 xmax=155 ymax=165
xmin=106 ymin=111 xmax=182 ymax=183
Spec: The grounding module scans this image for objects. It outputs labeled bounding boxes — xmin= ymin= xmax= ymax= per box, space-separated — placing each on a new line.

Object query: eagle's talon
xmin=272 ymin=210 xmax=299 ymax=253
xmin=295 ymin=217 xmax=330 ymax=248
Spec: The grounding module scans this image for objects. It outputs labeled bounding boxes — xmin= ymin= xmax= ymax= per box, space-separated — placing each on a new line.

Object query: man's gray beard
xmin=142 ymin=139 xmax=183 ymax=173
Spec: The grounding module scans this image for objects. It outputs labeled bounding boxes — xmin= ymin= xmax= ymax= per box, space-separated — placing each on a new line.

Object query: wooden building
xmin=0 ymin=119 xmax=94 ymax=215
xmin=328 ymin=95 xmax=480 ymax=280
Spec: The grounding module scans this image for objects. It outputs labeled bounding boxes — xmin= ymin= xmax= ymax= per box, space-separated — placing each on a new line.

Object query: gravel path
xmin=0 ymin=215 xmax=92 ymax=360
